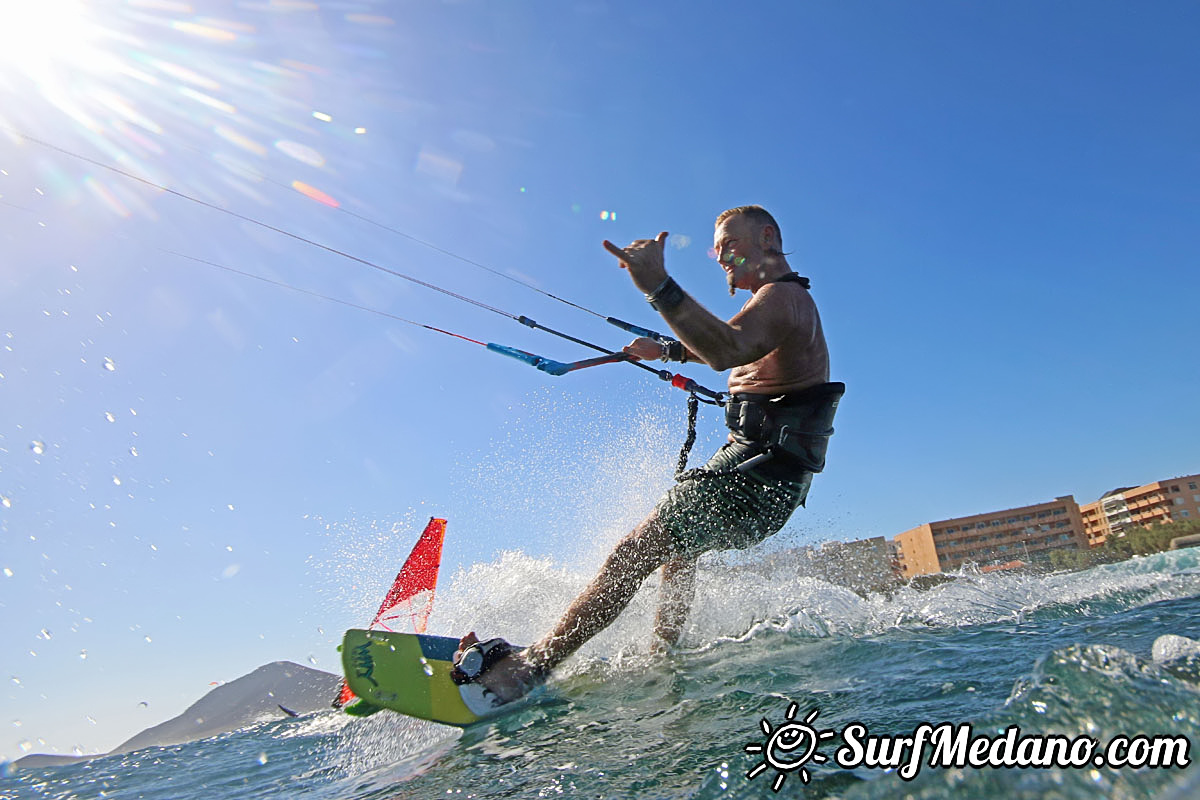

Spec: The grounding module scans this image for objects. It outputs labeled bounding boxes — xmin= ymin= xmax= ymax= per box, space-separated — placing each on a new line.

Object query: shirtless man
xmin=454 ymin=206 xmax=841 ymax=701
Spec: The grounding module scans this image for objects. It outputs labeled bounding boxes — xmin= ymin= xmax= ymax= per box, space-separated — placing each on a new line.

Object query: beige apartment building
xmin=1079 ymin=473 xmax=1200 ymax=547
xmin=894 ymin=497 xmax=1088 ymax=578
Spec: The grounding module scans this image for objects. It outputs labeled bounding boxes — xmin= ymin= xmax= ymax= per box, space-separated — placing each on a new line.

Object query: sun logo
xmin=745 ymin=702 xmax=836 ymax=791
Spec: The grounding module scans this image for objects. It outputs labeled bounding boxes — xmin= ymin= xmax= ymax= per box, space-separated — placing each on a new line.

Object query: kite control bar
xmin=487 ymin=342 xmax=724 ymax=404
xmin=604 ymin=316 xmax=674 ymax=344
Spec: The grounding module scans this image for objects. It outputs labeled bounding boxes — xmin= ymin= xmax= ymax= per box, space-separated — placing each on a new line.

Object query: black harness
xmin=724 ymin=381 xmax=845 ymax=474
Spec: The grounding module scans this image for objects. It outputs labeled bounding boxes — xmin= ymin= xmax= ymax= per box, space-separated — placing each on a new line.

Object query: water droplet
xmin=129 ymin=446 xmax=139 ymax=457
xmin=2 ymin=567 xmax=12 ymax=576
xmin=10 ymin=676 xmax=20 ymax=686
xmin=30 ymin=441 xmax=45 ymax=455
xmin=354 ymin=127 xmax=366 ymax=134
xmin=144 ymin=635 xmax=152 ymax=643
xmin=308 ymin=655 xmax=317 ymax=665
xmin=105 ymin=412 xmax=115 ymax=423
xmin=12 ymin=719 xmax=21 ymax=728
xmin=257 ymin=752 xmax=268 ymax=765
xmin=79 ymin=650 xmax=87 ymax=660
xmin=85 ymin=716 xmax=96 ymax=725
xmin=103 ymin=357 xmax=115 ymax=372
xmin=18 ymin=740 xmax=31 ymax=753
xmin=1 ymin=498 xmax=10 ymax=509
xmin=39 ymin=628 xmax=52 ymax=641
xmin=112 ymin=476 xmax=121 ymax=486
xmin=227 ymin=504 xmax=235 ymax=511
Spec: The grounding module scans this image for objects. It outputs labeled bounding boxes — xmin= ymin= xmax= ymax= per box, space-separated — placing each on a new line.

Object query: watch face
xmin=459 ymin=648 xmax=484 ymax=677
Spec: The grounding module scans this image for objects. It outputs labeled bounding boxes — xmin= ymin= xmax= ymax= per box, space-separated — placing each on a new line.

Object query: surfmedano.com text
xmin=836 ymin=722 xmax=1191 ymax=780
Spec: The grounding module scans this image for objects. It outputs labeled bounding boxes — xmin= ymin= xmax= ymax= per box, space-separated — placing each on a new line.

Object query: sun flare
xmin=0 ymin=0 xmax=104 ymax=84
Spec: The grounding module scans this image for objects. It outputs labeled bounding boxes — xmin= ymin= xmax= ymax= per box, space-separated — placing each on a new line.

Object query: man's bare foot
xmin=455 ymin=633 xmax=543 ymax=704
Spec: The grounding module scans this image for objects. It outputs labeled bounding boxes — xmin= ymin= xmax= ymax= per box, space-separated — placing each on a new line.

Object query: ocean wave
xmin=835 ymin=638 xmax=1200 ymax=800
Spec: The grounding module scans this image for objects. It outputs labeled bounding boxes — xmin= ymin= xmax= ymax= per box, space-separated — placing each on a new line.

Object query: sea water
xmin=4 ymin=548 xmax=1199 ymax=799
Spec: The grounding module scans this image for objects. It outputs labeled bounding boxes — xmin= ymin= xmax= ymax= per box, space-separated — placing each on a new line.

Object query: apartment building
xmin=1079 ymin=473 xmax=1200 ymax=547
xmin=894 ymin=497 xmax=1088 ymax=578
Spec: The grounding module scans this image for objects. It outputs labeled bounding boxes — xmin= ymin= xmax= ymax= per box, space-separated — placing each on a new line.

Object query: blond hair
xmin=715 ymin=205 xmax=783 ymax=253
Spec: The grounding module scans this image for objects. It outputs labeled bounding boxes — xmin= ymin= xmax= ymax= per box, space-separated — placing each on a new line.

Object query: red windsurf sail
xmin=333 ymin=680 xmax=356 ymax=708
xmin=371 ymin=517 xmax=447 ymax=633
xmin=334 ymin=517 xmax=448 ymax=709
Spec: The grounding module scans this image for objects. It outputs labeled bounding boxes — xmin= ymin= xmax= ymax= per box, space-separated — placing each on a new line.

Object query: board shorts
xmin=652 ymin=440 xmax=813 ymax=559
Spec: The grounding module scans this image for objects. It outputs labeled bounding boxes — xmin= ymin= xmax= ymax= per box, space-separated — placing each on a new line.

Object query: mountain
xmin=13 ymin=661 xmax=341 ymax=770
xmin=10 ymin=753 xmax=91 ymax=769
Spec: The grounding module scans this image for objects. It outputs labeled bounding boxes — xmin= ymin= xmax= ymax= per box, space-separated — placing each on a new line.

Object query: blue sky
xmin=2 ymin=0 xmax=1198 ymax=761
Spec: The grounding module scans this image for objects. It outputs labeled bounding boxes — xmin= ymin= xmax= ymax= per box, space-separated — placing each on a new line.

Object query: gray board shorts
xmin=653 ymin=440 xmax=813 ymax=559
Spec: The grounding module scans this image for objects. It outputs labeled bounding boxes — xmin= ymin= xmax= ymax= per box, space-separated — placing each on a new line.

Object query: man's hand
xmin=622 ymin=337 xmax=664 ymax=361
xmin=454 ymin=631 xmax=479 ymax=665
xmin=603 ymin=231 xmax=670 ymax=294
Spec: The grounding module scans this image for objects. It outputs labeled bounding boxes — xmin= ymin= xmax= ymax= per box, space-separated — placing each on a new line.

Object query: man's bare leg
xmin=457 ymin=513 xmax=677 ymax=701
xmin=530 ymin=516 xmax=677 ymax=664
xmin=652 ymin=554 xmax=698 ymax=652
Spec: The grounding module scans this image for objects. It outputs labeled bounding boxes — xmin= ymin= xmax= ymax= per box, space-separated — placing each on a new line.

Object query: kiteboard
xmin=340 ymin=628 xmax=527 ymax=725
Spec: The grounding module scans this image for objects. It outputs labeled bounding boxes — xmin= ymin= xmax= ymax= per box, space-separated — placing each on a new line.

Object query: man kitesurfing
xmin=453 ymin=205 xmax=844 ymax=702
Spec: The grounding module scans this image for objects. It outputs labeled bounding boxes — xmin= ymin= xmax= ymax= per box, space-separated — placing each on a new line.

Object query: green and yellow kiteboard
xmin=340 ymin=628 xmax=522 ymax=725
